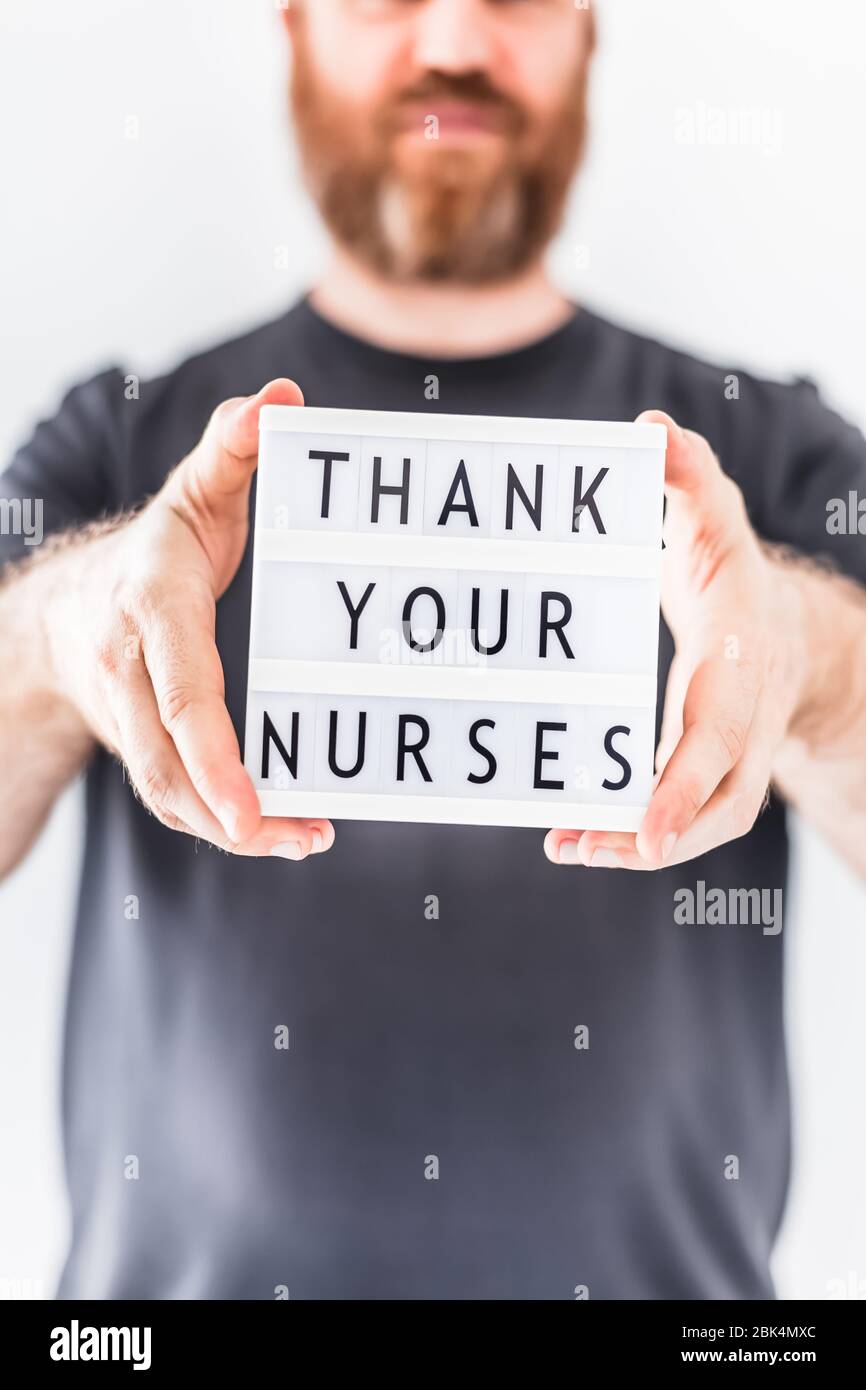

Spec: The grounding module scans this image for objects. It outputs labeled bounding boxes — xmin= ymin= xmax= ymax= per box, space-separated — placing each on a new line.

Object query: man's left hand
xmin=545 ymin=410 xmax=806 ymax=870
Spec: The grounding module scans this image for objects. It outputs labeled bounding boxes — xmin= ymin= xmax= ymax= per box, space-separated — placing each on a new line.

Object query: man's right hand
xmin=42 ymin=379 xmax=334 ymax=861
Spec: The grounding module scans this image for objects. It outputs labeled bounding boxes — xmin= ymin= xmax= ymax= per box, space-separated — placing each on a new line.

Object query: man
xmin=1 ymin=0 xmax=865 ymax=1300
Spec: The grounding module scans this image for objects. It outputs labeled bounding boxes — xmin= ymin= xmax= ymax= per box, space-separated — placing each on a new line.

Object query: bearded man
xmin=2 ymin=0 xmax=866 ymax=1301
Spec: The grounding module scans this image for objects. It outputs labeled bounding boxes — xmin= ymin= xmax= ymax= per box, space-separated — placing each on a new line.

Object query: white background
xmin=0 ymin=0 xmax=864 ymax=1300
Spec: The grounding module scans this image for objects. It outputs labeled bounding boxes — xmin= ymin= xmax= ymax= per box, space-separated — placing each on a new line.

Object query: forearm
xmin=770 ymin=546 xmax=866 ymax=876
xmin=0 ymin=523 xmax=121 ymax=878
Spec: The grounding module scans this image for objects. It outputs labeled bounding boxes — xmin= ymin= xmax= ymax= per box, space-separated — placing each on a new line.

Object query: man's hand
xmin=43 ymin=379 xmax=334 ymax=861
xmin=545 ymin=411 xmax=807 ymax=871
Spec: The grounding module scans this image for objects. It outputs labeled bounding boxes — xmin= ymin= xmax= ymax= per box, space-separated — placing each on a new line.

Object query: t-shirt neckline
xmin=294 ymin=292 xmax=588 ymax=375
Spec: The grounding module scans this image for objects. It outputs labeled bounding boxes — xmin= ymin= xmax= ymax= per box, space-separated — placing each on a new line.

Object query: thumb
xmin=636 ymin=409 xmax=706 ymax=494
xmin=168 ymin=378 xmax=304 ymax=521
xmin=637 ymin=408 xmax=746 ymax=536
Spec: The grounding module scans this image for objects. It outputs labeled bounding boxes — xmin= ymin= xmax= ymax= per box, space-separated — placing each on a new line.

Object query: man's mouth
xmin=392 ymin=99 xmax=511 ymax=141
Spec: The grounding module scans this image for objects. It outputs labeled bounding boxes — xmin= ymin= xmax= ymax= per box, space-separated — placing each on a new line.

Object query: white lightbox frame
xmin=244 ymin=405 xmax=666 ymax=831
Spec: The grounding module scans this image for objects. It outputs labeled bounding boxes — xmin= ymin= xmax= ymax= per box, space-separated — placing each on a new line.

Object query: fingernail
xmin=590 ymin=849 xmax=621 ymax=869
xmin=558 ymin=839 xmax=582 ymax=865
xmin=271 ymin=841 xmax=304 ymax=861
xmin=219 ymin=803 xmax=242 ymax=842
xmin=661 ymin=832 xmax=678 ymax=861
xmin=310 ymin=828 xmax=323 ymax=853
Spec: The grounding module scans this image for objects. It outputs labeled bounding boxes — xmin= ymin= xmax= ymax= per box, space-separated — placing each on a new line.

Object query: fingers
xmin=654 ymin=651 xmax=687 ymax=785
xmin=548 ymin=411 xmax=769 ymax=874
xmin=137 ymin=583 xmax=261 ymax=844
xmin=164 ymin=378 xmax=304 ymax=527
xmin=636 ymin=409 xmax=724 ymax=502
xmin=647 ymin=673 xmax=783 ymax=867
xmin=546 ymin=672 xmax=776 ymax=871
xmin=545 ymin=828 xmax=639 ymax=869
xmin=637 ymin=410 xmax=749 ymax=571
xmin=95 ymin=590 xmax=334 ymax=859
xmin=543 ymin=828 xmax=586 ymax=865
xmin=138 ymin=602 xmax=335 ymax=857
xmin=206 ymin=378 xmax=304 ymax=498
xmin=636 ymin=651 xmax=761 ymax=864
xmin=545 ymin=768 xmax=769 ymax=872
xmin=234 ymin=817 xmax=336 ymax=860
xmin=562 ymin=761 xmax=770 ymax=872
xmin=117 ymin=678 xmax=334 ymax=860
xmin=82 ymin=379 xmax=335 ymax=861
xmin=109 ymin=653 xmax=236 ymax=843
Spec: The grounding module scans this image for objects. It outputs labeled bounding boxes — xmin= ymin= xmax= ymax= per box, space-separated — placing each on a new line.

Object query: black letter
xmin=602 ymin=725 xmax=632 ymax=791
xmin=437 ymin=459 xmax=479 ymax=527
xmin=328 ymin=709 xmax=367 ymax=778
xmin=539 ymin=592 xmax=574 ymax=659
xmin=505 ymin=463 xmax=544 ymax=531
xmin=572 ymin=466 xmax=608 ymax=534
xmin=308 ymin=449 xmax=350 ymax=519
xmin=470 ymin=587 xmax=508 ymax=656
xmin=467 ymin=718 xmax=497 ymax=784
xmin=371 ymin=454 xmax=411 ymax=525
xmin=402 ymin=586 xmax=446 ymax=653
xmin=336 ymin=580 xmax=376 ymax=649
xmin=262 ymin=710 xmax=299 ymax=779
xmin=397 ymin=715 xmax=432 ymax=782
xmin=534 ymin=721 xmax=566 ymax=790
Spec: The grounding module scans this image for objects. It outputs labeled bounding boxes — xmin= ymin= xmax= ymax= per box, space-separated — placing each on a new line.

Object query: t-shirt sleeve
xmin=745 ymin=376 xmax=866 ymax=586
xmin=0 ymin=367 xmax=125 ymax=569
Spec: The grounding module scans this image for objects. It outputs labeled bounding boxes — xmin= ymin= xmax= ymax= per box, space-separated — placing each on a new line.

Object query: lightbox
xmin=243 ymin=406 xmax=665 ymax=830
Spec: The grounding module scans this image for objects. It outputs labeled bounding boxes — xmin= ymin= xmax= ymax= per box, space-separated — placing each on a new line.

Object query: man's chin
xmin=371 ymin=176 xmax=530 ymax=285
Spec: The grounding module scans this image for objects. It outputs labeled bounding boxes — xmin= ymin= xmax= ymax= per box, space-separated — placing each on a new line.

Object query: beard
xmin=289 ymin=45 xmax=590 ymax=285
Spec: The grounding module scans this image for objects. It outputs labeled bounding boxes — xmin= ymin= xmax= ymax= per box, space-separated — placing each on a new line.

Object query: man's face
xmin=286 ymin=0 xmax=594 ymax=284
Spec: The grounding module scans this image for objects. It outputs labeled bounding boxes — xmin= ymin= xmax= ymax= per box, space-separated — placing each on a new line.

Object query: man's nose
xmin=410 ymin=0 xmax=499 ymax=74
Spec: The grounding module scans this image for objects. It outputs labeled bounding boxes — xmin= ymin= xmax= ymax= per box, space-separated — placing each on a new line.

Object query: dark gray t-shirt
xmin=3 ymin=299 xmax=865 ymax=1299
